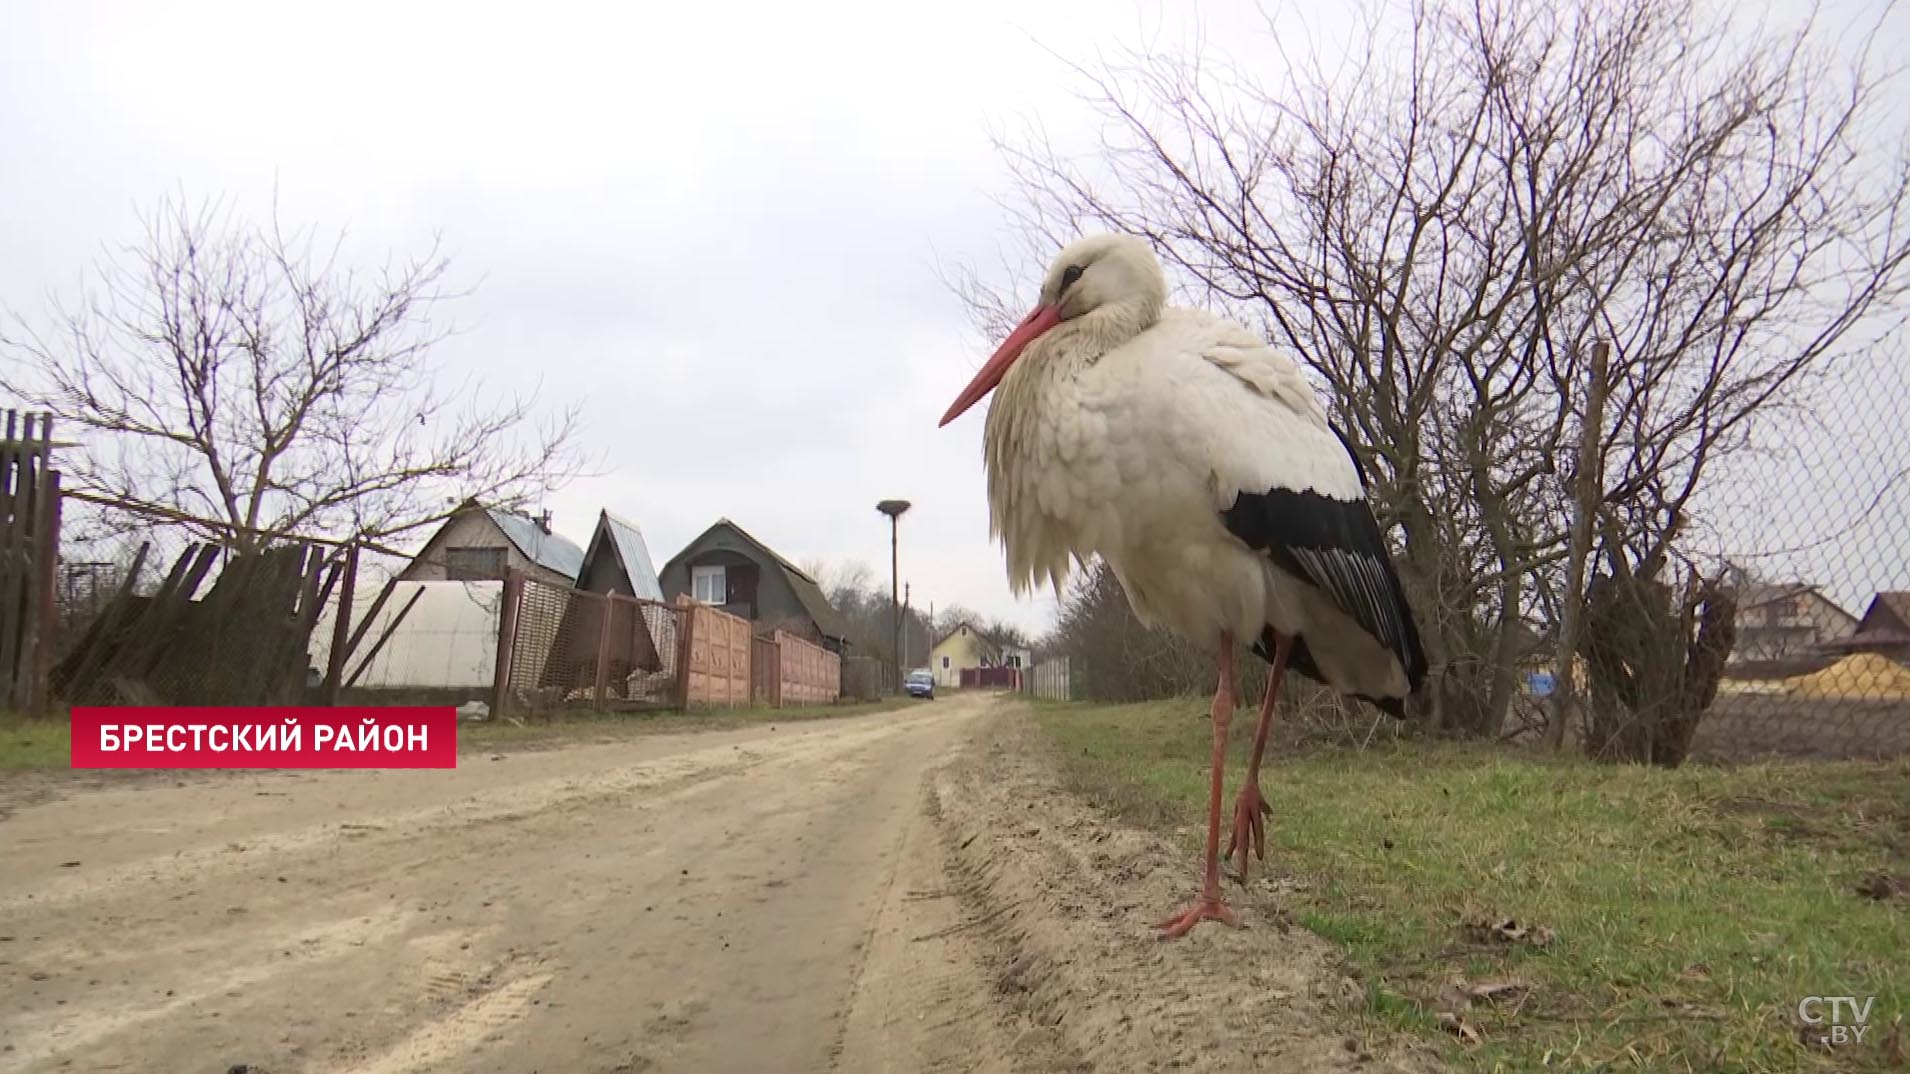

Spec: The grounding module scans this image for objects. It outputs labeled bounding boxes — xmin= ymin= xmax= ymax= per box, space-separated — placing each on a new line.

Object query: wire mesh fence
xmin=497 ymin=574 xmax=686 ymax=715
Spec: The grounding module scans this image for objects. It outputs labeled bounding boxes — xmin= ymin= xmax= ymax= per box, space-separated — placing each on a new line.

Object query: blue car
xmin=904 ymin=669 xmax=936 ymax=699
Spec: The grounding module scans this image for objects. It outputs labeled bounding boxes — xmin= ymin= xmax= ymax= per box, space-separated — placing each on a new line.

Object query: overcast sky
xmin=3 ymin=0 xmax=1904 ymax=634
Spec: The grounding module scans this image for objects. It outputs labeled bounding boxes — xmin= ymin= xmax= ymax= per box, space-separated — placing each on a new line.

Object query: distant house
xmin=541 ymin=510 xmax=671 ymax=690
xmin=400 ymin=498 xmax=585 ymax=588
xmin=657 ymin=518 xmax=851 ymax=653
xmin=1830 ymin=592 xmax=1910 ymax=662
xmin=574 ymin=510 xmax=664 ymax=600
xmin=930 ymin=621 xmax=1001 ymax=688
xmin=1002 ymin=645 xmax=1033 ymax=671
xmin=1726 ymin=582 xmax=1858 ymax=663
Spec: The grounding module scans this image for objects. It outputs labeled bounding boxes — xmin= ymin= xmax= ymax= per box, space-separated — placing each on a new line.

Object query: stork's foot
xmin=1224 ymin=780 xmax=1272 ymax=883
xmin=1154 ymin=893 xmax=1240 ymax=938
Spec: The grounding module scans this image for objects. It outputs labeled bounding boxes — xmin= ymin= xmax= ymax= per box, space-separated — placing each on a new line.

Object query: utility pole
xmin=875 ymin=499 xmax=911 ymax=689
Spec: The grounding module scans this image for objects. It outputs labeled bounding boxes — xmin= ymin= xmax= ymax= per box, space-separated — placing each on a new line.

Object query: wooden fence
xmin=1025 ymin=657 xmax=1073 ymax=700
xmin=486 ymin=573 xmax=841 ymax=716
xmin=751 ymin=629 xmax=840 ymax=707
xmin=0 ymin=411 xmax=62 ymax=714
xmin=678 ymin=596 xmax=752 ymax=708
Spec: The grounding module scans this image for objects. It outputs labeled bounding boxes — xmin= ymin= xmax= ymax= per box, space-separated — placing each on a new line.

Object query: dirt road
xmin=0 ymin=695 xmax=1016 ymax=1074
xmin=3 ymin=694 xmax=1442 ymax=1074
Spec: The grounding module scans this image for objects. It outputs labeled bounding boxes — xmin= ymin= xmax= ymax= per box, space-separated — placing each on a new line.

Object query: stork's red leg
xmin=1227 ymin=631 xmax=1291 ymax=883
xmin=1156 ymin=633 xmax=1242 ymax=938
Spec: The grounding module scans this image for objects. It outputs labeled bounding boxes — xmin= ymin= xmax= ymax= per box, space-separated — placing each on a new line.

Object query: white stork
xmin=939 ymin=232 xmax=1428 ymax=938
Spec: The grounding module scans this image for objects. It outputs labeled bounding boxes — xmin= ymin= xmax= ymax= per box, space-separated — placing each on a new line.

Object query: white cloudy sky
xmin=2 ymin=0 xmax=1904 ymax=633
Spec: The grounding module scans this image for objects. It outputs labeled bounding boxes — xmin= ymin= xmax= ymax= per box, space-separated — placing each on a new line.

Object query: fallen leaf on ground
xmin=1436 ymin=975 xmax=1533 ymax=1018
xmin=1463 ymin=916 xmax=1557 ymax=948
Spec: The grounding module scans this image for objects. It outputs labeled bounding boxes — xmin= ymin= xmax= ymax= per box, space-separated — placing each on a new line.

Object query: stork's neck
xmin=986 ymin=293 xmax=1162 ymax=452
xmin=1049 ymin=294 xmax=1162 ymax=367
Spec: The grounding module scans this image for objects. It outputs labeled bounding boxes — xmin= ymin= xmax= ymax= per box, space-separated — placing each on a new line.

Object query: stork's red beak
xmin=938 ymin=304 xmax=1062 ymax=427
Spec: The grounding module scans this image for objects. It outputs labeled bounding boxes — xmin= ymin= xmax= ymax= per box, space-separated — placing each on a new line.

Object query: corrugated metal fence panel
xmin=1028 ymin=657 xmax=1071 ymax=700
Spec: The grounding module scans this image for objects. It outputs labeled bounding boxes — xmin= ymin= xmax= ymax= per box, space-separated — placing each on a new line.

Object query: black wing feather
xmin=1220 ymin=424 xmax=1428 ymax=713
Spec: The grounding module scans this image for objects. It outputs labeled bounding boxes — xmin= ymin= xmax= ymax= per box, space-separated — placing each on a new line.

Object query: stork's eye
xmin=1060 ymin=264 xmax=1085 ymax=290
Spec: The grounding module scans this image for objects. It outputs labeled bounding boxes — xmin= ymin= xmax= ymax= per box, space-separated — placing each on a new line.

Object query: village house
xmin=1829 ymin=592 xmax=1910 ymax=663
xmin=573 ymin=509 xmax=664 ymax=600
xmin=1726 ymin=581 xmax=1858 ymax=664
xmin=399 ymin=497 xmax=585 ymax=587
xmin=929 ymin=620 xmax=1002 ymax=689
xmin=657 ymin=518 xmax=851 ymax=653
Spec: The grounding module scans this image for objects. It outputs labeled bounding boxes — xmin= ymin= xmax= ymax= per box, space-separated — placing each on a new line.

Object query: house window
xmin=960 ymin=625 xmax=967 ymax=636
xmin=445 ymin=546 xmax=507 ymax=581
xmin=691 ymin=565 xmax=727 ymax=605
xmin=942 ymin=656 xmax=950 ymax=669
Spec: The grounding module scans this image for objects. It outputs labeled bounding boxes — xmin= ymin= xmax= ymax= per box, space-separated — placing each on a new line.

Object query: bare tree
xmin=951 ymin=0 xmax=1910 ymax=754
xmin=806 ymin=558 xmax=934 ymax=666
xmin=4 ymin=191 xmax=586 ymax=554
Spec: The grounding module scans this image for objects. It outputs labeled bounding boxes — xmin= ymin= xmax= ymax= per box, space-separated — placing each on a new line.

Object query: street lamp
xmin=876 ymin=499 xmax=911 ymax=687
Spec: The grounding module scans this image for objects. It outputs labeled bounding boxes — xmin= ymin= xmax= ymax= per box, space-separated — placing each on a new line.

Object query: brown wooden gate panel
xmin=751 ymin=636 xmax=780 ymax=706
xmin=678 ymin=597 xmax=752 ymax=708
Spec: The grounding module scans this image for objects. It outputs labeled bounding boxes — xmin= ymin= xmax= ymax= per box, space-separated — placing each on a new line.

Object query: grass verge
xmin=0 ymin=712 xmax=69 ymax=771
xmin=1031 ymin=699 xmax=1909 ymax=1072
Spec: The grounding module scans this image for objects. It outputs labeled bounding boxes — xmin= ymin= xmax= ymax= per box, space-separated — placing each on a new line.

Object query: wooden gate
xmin=677 ymin=596 xmax=752 ymax=708
xmin=0 ymin=411 xmax=61 ymax=714
xmin=751 ymin=635 xmax=779 ymax=705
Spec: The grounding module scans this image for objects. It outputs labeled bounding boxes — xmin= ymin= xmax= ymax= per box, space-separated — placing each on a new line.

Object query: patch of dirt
xmin=927 ymin=711 xmax=1447 ymax=1073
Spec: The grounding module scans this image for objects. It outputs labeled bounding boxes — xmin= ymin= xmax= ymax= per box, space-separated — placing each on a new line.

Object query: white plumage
xmin=940 ymin=232 xmax=1427 ymax=938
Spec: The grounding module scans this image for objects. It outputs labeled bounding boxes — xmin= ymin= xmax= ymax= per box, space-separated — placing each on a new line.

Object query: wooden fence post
xmin=321 ymin=540 xmax=360 ymax=705
xmin=29 ymin=470 xmax=61 ymax=715
xmin=675 ymin=596 xmax=696 ymax=710
xmin=592 ymin=592 xmax=614 ymax=711
xmin=491 ymin=569 xmax=523 ymax=719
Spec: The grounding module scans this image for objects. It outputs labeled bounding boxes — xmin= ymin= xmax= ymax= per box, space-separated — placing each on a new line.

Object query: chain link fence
xmin=497 ymin=574 xmax=686 ymax=715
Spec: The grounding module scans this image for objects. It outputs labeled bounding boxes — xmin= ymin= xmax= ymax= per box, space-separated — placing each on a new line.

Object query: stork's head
xmin=939 ymin=232 xmax=1167 ymax=427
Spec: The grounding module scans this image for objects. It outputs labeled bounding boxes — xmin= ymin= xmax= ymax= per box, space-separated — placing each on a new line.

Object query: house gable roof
xmin=1848 ymin=591 xmax=1910 ymax=643
xmin=577 ymin=510 xmax=664 ymax=600
xmin=1733 ymin=582 xmax=1858 ymax=626
xmin=483 ymin=505 xmax=586 ymax=579
xmin=1875 ymin=592 xmax=1910 ymax=630
xmin=661 ymin=518 xmax=849 ymax=642
xmin=932 ymin=620 xmax=1002 ymax=654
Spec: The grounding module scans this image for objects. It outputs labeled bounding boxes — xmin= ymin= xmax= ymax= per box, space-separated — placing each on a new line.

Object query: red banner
xmin=69 ymin=707 xmax=458 ymax=769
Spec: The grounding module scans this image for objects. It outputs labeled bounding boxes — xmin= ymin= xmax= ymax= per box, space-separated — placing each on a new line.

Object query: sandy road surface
xmin=2 ymin=694 xmax=1444 ymax=1074
xmin=0 ymin=695 xmax=1008 ymax=1074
